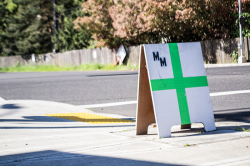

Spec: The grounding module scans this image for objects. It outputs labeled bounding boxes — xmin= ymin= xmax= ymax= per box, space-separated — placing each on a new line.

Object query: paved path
xmin=1 ymin=64 xmax=250 ymax=165
xmin=0 ymin=100 xmax=250 ymax=166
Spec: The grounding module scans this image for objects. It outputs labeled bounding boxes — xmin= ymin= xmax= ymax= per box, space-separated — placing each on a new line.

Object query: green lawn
xmin=0 ymin=63 xmax=138 ymax=72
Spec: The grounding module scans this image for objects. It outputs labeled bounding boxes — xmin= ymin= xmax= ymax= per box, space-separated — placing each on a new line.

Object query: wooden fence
xmin=0 ymin=37 xmax=249 ymax=68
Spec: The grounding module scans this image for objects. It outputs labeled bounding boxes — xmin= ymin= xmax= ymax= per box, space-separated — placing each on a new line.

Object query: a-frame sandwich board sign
xmin=136 ymin=42 xmax=216 ymax=138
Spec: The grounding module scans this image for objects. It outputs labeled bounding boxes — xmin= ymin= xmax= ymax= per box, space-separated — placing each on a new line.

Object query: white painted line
xmin=79 ymin=101 xmax=137 ymax=108
xmin=79 ymin=90 xmax=250 ymax=108
xmin=210 ymin=90 xmax=250 ymax=97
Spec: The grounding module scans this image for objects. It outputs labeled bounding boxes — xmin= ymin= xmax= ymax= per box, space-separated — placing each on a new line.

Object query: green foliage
xmin=234 ymin=12 xmax=250 ymax=37
xmin=6 ymin=0 xmax=17 ymax=13
xmin=234 ymin=126 xmax=240 ymax=131
xmin=87 ymin=40 xmax=97 ymax=49
xmin=56 ymin=18 xmax=91 ymax=52
xmin=0 ymin=63 xmax=138 ymax=72
xmin=234 ymin=126 xmax=250 ymax=132
xmin=77 ymin=0 xmax=250 ymax=49
xmin=0 ymin=0 xmax=92 ymax=56
xmin=55 ymin=0 xmax=92 ymax=52
xmin=230 ymin=49 xmax=238 ymax=63
xmin=0 ymin=0 xmax=17 ymax=34
xmin=242 ymin=128 xmax=250 ymax=132
xmin=0 ymin=0 xmax=54 ymax=56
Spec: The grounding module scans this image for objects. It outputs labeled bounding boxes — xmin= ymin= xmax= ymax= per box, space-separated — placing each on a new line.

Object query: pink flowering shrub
xmin=75 ymin=0 xmax=250 ymax=48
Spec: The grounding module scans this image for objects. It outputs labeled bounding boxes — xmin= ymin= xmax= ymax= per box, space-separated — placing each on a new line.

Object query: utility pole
xmin=238 ymin=0 xmax=246 ymax=63
xmin=53 ymin=0 xmax=56 ymax=53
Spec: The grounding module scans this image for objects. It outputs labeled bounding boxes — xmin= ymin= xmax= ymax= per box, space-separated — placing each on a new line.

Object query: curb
xmin=0 ymin=97 xmax=6 ymax=104
xmin=205 ymin=62 xmax=250 ymax=68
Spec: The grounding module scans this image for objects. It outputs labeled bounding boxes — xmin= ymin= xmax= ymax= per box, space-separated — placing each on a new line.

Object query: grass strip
xmin=0 ymin=63 xmax=138 ymax=72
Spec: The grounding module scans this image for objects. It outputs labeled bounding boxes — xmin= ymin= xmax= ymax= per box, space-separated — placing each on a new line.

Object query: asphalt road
xmin=0 ymin=66 xmax=250 ymax=122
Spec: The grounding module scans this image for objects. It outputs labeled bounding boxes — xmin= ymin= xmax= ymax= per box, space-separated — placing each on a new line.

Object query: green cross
xmin=150 ymin=43 xmax=208 ymax=125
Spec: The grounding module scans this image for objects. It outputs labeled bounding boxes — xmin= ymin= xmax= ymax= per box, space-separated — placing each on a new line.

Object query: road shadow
xmin=214 ymin=108 xmax=250 ymax=123
xmin=0 ymin=150 xmax=184 ymax=166
xmin=1 ymin=104 xmax=22 ymax=109
xmin=0 ymin=116 xmax=71 ymax=122
xmin=0 ymin=125 xmax=136 ymax=129
xmin=0 ymin=115 xmax=136 ymax=129
xmin=0 ymin=115 xmax=135 ymax=123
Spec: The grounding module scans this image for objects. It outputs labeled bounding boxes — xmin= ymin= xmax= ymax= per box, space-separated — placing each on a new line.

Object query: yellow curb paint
xmin=44 ymin=112 xmax=135 ymax=124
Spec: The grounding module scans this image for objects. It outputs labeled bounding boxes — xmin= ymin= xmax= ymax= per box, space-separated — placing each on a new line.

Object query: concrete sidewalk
xmin=0 ymin=100 xmax=250 ymax=166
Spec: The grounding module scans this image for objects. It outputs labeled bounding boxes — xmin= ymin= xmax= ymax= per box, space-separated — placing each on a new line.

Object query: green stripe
xmin=176 ymin=88 xmax=190 ymax=124
xmin=168 ymin=43 xmax=183 ymax=78
xmin=168 ymin=43 xmax=191 ymax=124
xmin=184 ymin=76 xmax=208 ymax=88
xmin=150 ymin=76 xmax=208 ymax=91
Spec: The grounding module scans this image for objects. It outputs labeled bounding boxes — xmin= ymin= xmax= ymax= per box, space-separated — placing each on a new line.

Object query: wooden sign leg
xmin=181 ymin=124 xmax=191 ymax=129
xmin=136 ymin=46 xmax=156 ymax=135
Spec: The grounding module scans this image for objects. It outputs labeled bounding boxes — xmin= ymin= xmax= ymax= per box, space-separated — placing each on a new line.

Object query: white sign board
xmin=136 ymin=43 xmax=216 ymax=138
xmin=116 ymin=45 xmax=126 ymax=65
xmin=93 ymin=50 xmax=97 ymax=59
xmin=31 ymin=54 xmax=36 ymax=62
